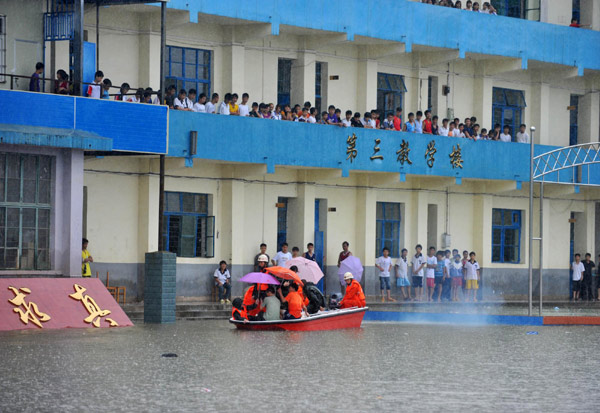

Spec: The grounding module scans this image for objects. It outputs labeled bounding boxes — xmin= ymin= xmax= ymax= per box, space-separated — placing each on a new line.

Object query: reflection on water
xmin=0 ymin=320 xmax=598 ymax=412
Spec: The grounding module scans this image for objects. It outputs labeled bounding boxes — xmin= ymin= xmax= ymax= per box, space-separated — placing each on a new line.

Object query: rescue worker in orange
xmin=278 ymin=282 xmax=306 ymax=320
xmin=243 ymin=254 xmax=270 ymax=320
xmin=231 ymin=298 xmax=249 ymax=323
xmin=339 ymin=272 xmax=366 ymax=309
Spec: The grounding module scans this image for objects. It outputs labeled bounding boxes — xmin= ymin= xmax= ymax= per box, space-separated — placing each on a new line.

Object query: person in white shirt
xmin=239 ymin=93 xmax=250 ymax=116
xmin=341 ymin=110 xmax=352 ymax=127
xmin=361 ymin=113 xmax=374 ymax=129
xmin=499 ymin=125 xmax=512 ymax=142
xmin=205 ymin=93 xmax=219 ymax=114
xmin=376 ymin=247 xmax=396 ymax=302
xmin=86 ymin=71 xmax=103 ymax=98
xmin=516 ymin=124 xmax=530 ymax=143
xmin=174 ymin=89 xmax=193 ymax=111
xmin=193 ymin=93 xmax=207 ymax=113
xmin=213 ymin=260 xmax=231 ymax=304
xmin=411 ymin=244 xmax=427 ymax=301
xmin=426 ymin=246 xmax=438 ymax=302
xmin=272 ymin=243 xmax=292 ymax=267
xmin=464 ymin=251 xmax=481 ymax=302
xmin=439 ymin=118 xmax=449 ymax=136
xmin=395 ymin=248 xmax=411 ymax=301
xmin=572 ymin=253 xmax=585 ymax=301
xmin=307 ymin=108 xmax=317 ymax=124
xmin=218 ymin=93 xmax=231 ymax=115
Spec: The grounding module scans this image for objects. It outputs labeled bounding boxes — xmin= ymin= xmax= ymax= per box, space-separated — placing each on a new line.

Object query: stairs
xmin=122 ymin=302 xmax=231 ymax=323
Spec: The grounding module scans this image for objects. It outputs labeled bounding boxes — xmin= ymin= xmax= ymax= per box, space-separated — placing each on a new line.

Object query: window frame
xmin=315 ymin=62 xmax=322 ymax=113
xmin=162 ymin=192 xmax=215 ymax=258
xmin=492 ymin=87 xmax=526 ymax=141
xmin=0 ymin=153 xmax=53 ymax=270
xmin=277 ymin=58 xmax=292 ymax=106
xmin=276 ymin=197 xmax=288 ymax=251
xmin=376 ymin=202 xmax=401 ymax=258
xmin=491 ymin=208 xmax=522 ymax=264
xmin=0 ymin=15 xmax=5 ymax=83
xmin=377 ymin=73 xmax=407 ymax=121
xmin=166 ymin=45 xmax=211 ymax=98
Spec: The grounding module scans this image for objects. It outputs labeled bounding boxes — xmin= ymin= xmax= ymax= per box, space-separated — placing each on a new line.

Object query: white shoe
xmin=225 ymin=299 xmax=231 ymax=304
xmin=220 ymin=299 xmax=225 ymax=304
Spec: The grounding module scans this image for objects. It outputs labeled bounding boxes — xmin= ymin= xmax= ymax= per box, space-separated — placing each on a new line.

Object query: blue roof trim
xmin=0 ymin=123 xmax=112 ymax=151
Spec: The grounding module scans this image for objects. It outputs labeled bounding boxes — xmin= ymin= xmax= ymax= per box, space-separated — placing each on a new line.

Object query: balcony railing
xmin=168 ymin=110 xmax=599 ymax=184
xmin=163 ymin=0 xmax=600 ymax=73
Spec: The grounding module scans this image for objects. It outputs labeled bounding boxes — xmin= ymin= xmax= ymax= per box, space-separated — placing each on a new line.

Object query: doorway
xmin=314 ymin=199 xmax=327 ymax=292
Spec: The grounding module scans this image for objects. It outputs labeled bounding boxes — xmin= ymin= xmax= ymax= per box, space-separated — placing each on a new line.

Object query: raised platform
xmin=1 ymin=278 xmax=133 ymax=331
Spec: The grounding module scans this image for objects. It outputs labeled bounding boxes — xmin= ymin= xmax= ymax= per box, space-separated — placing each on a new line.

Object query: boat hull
xmin=229 ymin=307 xmax=368 ymax=331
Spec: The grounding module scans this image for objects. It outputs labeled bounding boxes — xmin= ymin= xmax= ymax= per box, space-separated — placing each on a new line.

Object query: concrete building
xmin=0 ymin=0 xmax=599 ymax=301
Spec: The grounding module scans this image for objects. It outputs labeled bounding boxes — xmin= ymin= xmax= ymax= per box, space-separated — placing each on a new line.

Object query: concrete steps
xmin=123 ymin=302 xmax=231 ymax=323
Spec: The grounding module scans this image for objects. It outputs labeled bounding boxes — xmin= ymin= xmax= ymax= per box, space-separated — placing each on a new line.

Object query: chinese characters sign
xmin=1 ymin=278 xmax=132 ymax=331
xmin=346 ymin=134 xmax=465 ymax=170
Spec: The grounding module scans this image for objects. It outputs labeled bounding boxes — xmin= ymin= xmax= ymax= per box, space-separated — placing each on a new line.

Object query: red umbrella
xmin=265 ymin=266 xmax=304 ymax=287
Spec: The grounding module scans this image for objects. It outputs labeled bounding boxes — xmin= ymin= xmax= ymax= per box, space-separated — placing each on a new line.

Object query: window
xmin=572 ymin=0 xmax=580 ymax=23
xmin=277 ymin=59 xmax=292 ymax=106
xmin=0 ymin=15 xmax=5 ymax=83
xmin=377 ymin=73 xmax=407 ymax=121
xmin=525 ymin=0 xmax=541 ymax=21
xmin=162 ymin=192 xmax=214 ymax=258
xmin=315 ymin=62 xmax=322 ymax=113
xmin=492 ymin=0 xmax=522 ymax=18
xmin=376 ymin=202 xmax=401 ymax=258
xmin=427 ymin=76 xmax=438 ymax=113
xmin=0 ymin=153 xmax=52 ymax=270
xmin=492 ymin=87 xmax=526 ymax=141
xmin=276 ymin=197 xmax=288 ymax=251
xmin=569 ymin=95 xmax=579 ymax=146
xmin=492 ymin=209 xmax=521 ymax=263
xmin=166 ymin=46 xmax=211 ymax=97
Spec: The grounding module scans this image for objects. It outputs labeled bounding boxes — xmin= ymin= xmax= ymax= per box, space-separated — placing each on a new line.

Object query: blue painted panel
xmin=168 ymin=111 xmax=600 ymax=183
xmin=75 ymin=98 xmax=168 ymax=153
xmin=363 ymin=311 xmax=545 ymax=326
xmin=162 ymin=0 xmax=600 ymax=72
xmin=0 ymin=90 xmax=167 ymax=154
xmin=83 ymin=42 xmax=96 ymax=89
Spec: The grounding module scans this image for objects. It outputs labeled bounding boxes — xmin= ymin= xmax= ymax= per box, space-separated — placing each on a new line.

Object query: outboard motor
xmin=328 ymin=293 xmax=342 ymax=309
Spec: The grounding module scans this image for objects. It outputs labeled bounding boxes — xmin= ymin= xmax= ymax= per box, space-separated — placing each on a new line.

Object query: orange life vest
xmin=341 ymin=280 xmax=366 ymax=308
xmin=285 ymin=291 xmax=303 ymax=318
xmin=232 ymin=307 xmax=248 ymax=320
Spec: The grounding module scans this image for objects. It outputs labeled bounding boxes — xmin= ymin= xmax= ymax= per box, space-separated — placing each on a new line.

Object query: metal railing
xmin=533 ymin=142 xmax=600 ymax=186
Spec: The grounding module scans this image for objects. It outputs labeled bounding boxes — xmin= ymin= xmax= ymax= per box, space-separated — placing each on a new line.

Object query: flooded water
xmin=1 ymin=320 xmax=598 ymax=412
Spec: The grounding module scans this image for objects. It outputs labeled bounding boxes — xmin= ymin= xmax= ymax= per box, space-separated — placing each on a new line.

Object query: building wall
xmin=84 ymin=157 xmax=596 ymax=300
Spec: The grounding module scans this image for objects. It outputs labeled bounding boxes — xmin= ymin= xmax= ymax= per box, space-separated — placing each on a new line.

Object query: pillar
xmin=137 ymin=164 xmax=159 ymax=261
xmin=139 ymin=32 xmax=161 ymax=91
xmin=578 ymin=91 xmax=600 ymax=144
xmin=356 ymin=178 xmax=377 ymax=294
xmin=356 ymin=55 xmax=377 ymax=114
xmin=144 ymin=251 xmax=176 ymax=323
xmin=222 ymin=44 xmax=246 ymax=95
xmin=530 ymin=81 xmax=551 ymax=144
xmin=63 ymin=149 xmax=84 ymax=277
xmin=473 ymin=63 xmax=494 ymax=136
xmin=291 ymin=51 xmax=316 ymax=107
xmin=287 ymin=183 xmax=315 ymax=253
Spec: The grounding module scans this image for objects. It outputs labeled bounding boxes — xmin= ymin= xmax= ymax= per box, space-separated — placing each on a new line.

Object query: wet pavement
xmin=1 ymin=320 xmax=599 ymax=412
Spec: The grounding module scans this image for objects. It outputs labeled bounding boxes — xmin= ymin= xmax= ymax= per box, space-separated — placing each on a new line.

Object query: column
xmin=529 ymin=80 xmax=551 ymax=144
xmin=138 ymin=32 xmax=161 ymax=91
xmin=65 ymin=150 xmax=84 ymax=277
xmin=287 ymin=183 xmax=315 ymax=252
xmin=291 ymin=51 xmax=316 ymax=107
xmin=411 ymin=191 xmax=429 ymax=248
xmin=356 ymin=179 xmax=377 ymax=294
xmin=473 ymin=63 xmax=494 ymax=136
xmin=578 ymin=91 xmax=600 ymax=144
xmin=137 ymin=163 xmax=159 ymax=261
xmin=356 ymin=55 xmax=377 ymax=114
xmin=222 ymin=44 xmax=246 ymax=94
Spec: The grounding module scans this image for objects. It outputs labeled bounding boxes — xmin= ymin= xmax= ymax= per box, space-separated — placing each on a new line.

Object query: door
xmin=314 ymin=199 xmax=324 ymax=292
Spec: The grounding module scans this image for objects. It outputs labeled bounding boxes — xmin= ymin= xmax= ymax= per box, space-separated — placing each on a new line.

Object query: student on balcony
xmin=86 ymin=71 xmax=104 ymax=98
xmin=174 ymin=89 xmax=193 ymax=111
xmin=29 ymin=62 xmax=44 ymax=92
xmin=218 ymin=93 xmax=231 ymax=115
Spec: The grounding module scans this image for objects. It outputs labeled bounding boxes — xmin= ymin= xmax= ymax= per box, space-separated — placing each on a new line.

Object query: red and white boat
xmin=229 ymin=307 xmax=368 ymax=331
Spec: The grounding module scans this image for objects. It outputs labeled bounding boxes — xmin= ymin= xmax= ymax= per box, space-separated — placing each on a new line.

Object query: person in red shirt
xmin=422 ymin=110 xmax=433 ymax=134
xmin=279 ymin=282 xmax=306 ymax=319
xmin=393 ymin=107 xmax=403 ymax=131
xmin=340 ymin=272 xmax=366 ymax=308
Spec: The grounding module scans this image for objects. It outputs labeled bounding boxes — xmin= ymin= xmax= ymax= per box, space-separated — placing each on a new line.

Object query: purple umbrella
xmin=337 ymin=256 xmax=364 ymax=283
xmin=239 ymin=272 xmax=280 ymax=285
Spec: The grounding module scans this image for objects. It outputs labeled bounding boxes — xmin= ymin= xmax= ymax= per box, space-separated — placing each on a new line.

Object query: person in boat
xmin=260 ymin=287 xmax=281 ymax=321
xmin=278 ymin=282 xmax=306 ymax=320
xmin=339 ymin=272 xmax=366 ymax=309
xmin=256 ymin=254 xmax=269 ymax=272
xmin=243 ymin=283 xmax=268 ymax=321
xmin=302 ymin=279 xmax=325 ymax=314
xmin=231 ymin=298 xmax=249 ymax=323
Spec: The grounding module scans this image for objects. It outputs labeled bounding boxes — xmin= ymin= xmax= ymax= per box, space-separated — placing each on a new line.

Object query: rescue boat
xmin=229 ymin=306 xmax=368 ymax=331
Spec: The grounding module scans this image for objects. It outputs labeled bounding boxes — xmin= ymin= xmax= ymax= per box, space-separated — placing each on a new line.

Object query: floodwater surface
xmin=0 ymin=320 xmax=598 ymax=412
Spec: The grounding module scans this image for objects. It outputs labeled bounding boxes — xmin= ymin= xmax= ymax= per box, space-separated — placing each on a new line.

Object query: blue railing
xmin=163 ymin=0 xmax=600 ymax=73
xmin=168 ymin=110 xmax=600 ymax=184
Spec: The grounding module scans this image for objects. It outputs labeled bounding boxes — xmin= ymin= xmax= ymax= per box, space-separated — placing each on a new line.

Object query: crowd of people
xmin=570 ymin=253 xmax=600 ymax=302
xmin=223 ymin=240 xmax=482 ymax=323
xmin=30 ymin=63 xmax=530 ymax=143
xmin=422 ymin=0 xmax=498 ymax=14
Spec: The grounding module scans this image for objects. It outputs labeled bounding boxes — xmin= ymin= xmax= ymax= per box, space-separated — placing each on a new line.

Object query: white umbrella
xmin=284 ymin=257 xmax=324 ymax=284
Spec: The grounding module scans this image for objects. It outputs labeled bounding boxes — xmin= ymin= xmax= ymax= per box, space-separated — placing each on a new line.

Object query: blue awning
xmin=0 ymin=123 xmax=112 ymax=151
